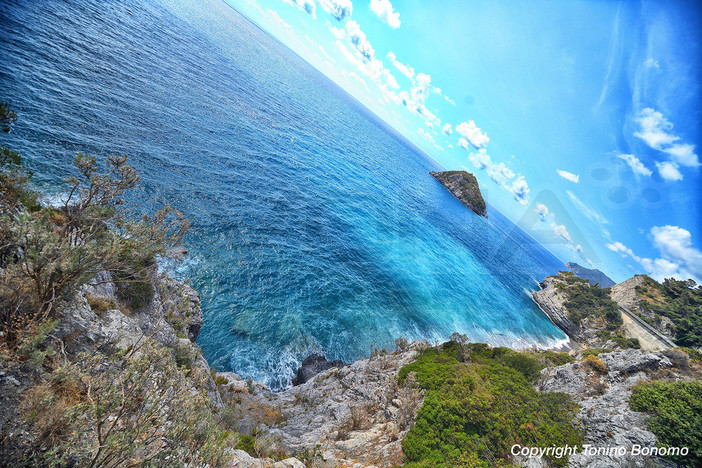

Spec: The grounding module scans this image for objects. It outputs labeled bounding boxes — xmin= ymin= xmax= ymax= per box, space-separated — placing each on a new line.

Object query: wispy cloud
xmin=556 ymin=169 xmax=579 ymax=183
xmin=370 ymin=0 xmax=401 ymax=29
xmin=468 ymin=149 xmax=529 ymax=205
xmin=617 ymin=154 xmax=652 ymax=176
xmin=552 ymin=224 xmax=572 ymax=242
xmin=386 ymin=51 xmax=414 ymax=80
xmin=566 ymin=190 xmax=608 ymax=225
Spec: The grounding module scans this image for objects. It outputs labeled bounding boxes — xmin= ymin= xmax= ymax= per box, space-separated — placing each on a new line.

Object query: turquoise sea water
xmin=1 ymin=0 xmax=567 ymax=389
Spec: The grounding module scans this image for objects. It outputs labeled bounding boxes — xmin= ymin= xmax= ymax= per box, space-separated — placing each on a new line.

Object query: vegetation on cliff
xmin=555 ymin=272 xmax=640 ymax=349
xmin=630 ymin=380 xmax=702 ymax=467
xmin=430 ymin=171 xmax=487 ymax=217
xmin=0 ymin=104 xmax=241 ymax=466
xmin=0 ymin=104 xmax=188 ymax=346
xmin=398 ymin=338 xmax=582 ymax=467
xmin=635 ymin=276 xmax=702 ymax=347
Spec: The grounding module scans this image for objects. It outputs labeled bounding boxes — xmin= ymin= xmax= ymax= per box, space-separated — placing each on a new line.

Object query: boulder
xmin=291 ymin=354 xmax=348 ymax=386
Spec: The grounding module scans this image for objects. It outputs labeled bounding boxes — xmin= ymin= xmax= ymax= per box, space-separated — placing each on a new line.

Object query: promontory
xmin=430 ymin=170 xmax=487 ymax=217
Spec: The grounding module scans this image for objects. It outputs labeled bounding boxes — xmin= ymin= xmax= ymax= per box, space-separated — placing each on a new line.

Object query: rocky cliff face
xmin=610 ymin=275 xmax=675 ymax=338
xmin=216 ymin=344 xmax=425 ymax=467
xmin=538 ymin=348 xmax=697 ymax=468
xmin=430 ymin=170 xmax=487 ymax=217
xmin=532 ymin=276 xmax=610 ymax=348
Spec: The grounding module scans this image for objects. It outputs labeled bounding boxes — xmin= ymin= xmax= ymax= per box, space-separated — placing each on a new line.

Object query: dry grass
xmin=584 ymin=354 xmax=608 ymax=374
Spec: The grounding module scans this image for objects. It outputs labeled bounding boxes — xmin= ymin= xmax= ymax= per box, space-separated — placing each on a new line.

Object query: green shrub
xmin=538 ymin=350 xmax=575 ymax=366
xmin=630 ymin=380 xmax=702 ymax=467
xmin=19 ymin=341 xmax=237 ymax=467
xmin=400 ymin=342 xmax=583 ymax=466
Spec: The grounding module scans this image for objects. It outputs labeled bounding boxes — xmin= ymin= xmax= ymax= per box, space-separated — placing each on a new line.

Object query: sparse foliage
xmin=19 ymin=341 xmax=237 ymax=467
xmin=1 ymin=146 xmax=189 ymax=344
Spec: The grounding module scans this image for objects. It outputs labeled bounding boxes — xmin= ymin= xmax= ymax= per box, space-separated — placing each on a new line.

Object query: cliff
xmin=533 ymin=272 xmax=678 ymax=352
xmin=532 ymin=274 xmax=611 ymax=348
xmin=430 ymin=170 xmax=487 ymax=217
xmin=537 ymin=348 xmax=699 ymax=467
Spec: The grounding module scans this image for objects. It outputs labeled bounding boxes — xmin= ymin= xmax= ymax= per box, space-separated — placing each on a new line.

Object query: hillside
xmin=566 ymin=262 xmax=616 ymax=287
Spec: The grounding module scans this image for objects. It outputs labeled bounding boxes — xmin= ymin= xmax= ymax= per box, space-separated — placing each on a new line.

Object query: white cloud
xmin=455 ymin=121 xmax=489 ymax=149
xmin=632 ymin=108 xmax=699 ymax=182
xmin=345 ymin=20 xmax=375 ymax=61
xmin=332 ymin=22 xmax=402 ymax=93
xmin=411 ymin=72 xmax=432 ymax=103
xmin=566 ymin=190 xmax=609 ymax=225
xmin=468 ymin=147 xmax=490 ymax=167
xmin=634 ymin=108 xmax=678 ymax=150
xmin=442 ymin=123 xmax=453 ymax=135
xmin=552 ymin=224 xmax=572 ymax=242
xmin=606 ymin=241 xmax=641 ymax=261
xmin=486 ymin=161 xmax=515 ymax=187
xmin=509 ymin=177 xmax=530 ymax=205
xmin=382 ymin=68 xmax=400 ymax=89
xmin=458 ymin=138 xmax=469 ymax=150
xmin=417 ymin=127 xmax=434 ymax=143
xmin=617 ymin=154 xmax=652 ymax=176
xmin=370 ymin=0 xmax=401 ymax=29
xmin=556 ymin=169 xmax=579 ymax=183
xmin=535 ymin=203 xmax=552 ymax=222
xmin=329 ymin=24 xmax=346 ymax=39
xmin=607 ymin=226 xmax=702 ymax=282
xmin=651 ymin=226 xmax=702 ymax=279
xmin=318 ymin=0 xmax=352 ymax=21
xmin=468 ymin=149 xmax=529 ymax=205
xmin=444 ymin=95 xmax=456 ymax=105
xmin=282 ymin=0 xmax=317 ymax=18
xmin=656 ymin=161 xmax=683 ymax=181
xmin=663 ymin=143 xmax=699 ymax=167
xmin=386 ymin=52 xmax=414 ymax=80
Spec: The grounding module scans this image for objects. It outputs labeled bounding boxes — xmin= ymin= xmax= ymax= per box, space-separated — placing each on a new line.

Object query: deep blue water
xmin=1 ymin=0 xmax=567 ymax=389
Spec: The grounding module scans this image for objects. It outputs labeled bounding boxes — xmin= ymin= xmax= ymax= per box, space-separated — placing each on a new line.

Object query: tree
xmin=0 ymin=105 xmax=189 ymax=344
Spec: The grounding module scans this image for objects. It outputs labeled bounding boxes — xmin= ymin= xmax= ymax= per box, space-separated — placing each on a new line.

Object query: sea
xmin=0 ymin=0 xmax=568 ymax=390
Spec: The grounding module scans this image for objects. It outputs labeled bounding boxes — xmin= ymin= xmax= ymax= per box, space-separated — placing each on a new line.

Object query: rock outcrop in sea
xmin=430 ymin=170 xmax=487 ymax=217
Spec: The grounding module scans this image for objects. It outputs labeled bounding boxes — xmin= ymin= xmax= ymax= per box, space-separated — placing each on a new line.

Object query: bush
xmin=400 ymin=342 xmax=583 ymax=466
xmin=1 ymin=108 xmax=189 ymax=344
xmin=630 ymin=380 xmax=702 ymax=467
xmin=583 ymin=354 xmax=608 ymax=374
xmin=18 ymin=341 xmax=237 ymax=467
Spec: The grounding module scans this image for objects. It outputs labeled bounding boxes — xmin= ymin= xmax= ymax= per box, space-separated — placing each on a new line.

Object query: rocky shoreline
xmin=3 ymin=263 xmax=698 ymax=467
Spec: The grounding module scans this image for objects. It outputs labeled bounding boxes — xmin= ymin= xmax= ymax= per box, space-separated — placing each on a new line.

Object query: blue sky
xmin=225 ymin=0 xmax=702 ymax=283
